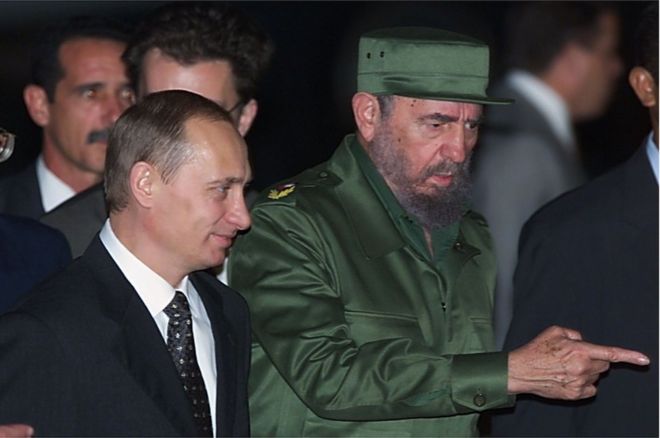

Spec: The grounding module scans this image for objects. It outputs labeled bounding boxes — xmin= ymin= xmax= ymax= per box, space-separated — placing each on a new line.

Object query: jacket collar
xmin=328 ymin=135 xmax=406 ymax=259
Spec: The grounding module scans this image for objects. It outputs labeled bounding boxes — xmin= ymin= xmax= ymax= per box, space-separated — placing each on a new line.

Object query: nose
xmin=440 ymin=124 xmax=468 ymax=163
xmin=228 ymin=193 xmax=252 ymax=232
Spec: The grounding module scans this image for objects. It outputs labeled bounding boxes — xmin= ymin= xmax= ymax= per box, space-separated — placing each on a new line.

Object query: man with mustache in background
xmin=0 ymin=16 xmax=134 ymax=219
xmin=41 ymin=2 xmax=273 ymax=258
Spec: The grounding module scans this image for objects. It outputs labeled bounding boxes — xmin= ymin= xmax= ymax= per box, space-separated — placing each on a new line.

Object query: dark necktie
xmin=163 ymin=291 xmax=213 ymax=437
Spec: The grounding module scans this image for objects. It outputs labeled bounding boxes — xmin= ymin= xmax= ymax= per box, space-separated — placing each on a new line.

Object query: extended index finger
xmin=584 ymin=343 xmax=650 ymax=365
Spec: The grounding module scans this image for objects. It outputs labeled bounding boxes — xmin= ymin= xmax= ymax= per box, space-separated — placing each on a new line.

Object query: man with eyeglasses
xmin=42 ymin=1 xmax=273 ymax=259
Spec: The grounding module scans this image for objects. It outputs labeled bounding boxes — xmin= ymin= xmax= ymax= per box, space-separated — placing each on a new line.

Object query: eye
xmin=465 ymin=120 xmax=481 ymax=131
xmin=81 ymin=87 xmax=98 ymax=99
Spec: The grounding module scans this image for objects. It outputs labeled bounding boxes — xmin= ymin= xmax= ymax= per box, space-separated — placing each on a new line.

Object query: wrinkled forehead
xmin=392 ymin=95 xmax=483 ymax=117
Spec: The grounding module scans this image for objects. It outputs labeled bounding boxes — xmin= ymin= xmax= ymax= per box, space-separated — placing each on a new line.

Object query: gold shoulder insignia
xmin=268 ymin=183 xmax=296 ymax=200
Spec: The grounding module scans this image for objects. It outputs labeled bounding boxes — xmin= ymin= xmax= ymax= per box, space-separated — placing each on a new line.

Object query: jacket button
xmin=453 ymin=241 xmax=463 ymax=251
xmin=319 ymin=171 xmax=328 ymax=178
xmin=473 ymin=392 xmax=486 ymax=407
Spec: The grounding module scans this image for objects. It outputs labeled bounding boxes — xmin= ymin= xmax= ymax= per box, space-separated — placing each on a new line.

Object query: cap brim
xmin=377 ymin=91 xmax=514 ymax=105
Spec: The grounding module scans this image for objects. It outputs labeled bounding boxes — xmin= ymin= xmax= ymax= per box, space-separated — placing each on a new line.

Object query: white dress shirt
xmin=100 ymin=220 xmax=218 ymax=436
xmin=507 ymin=70 xmax=577 ymax=151
xmin=36 ymin=155 xmax=76 ymax=213
xmin=644 ymin=133 xmax=658 ymax=184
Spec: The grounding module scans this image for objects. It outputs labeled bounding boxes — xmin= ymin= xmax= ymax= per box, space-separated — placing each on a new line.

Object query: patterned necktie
xmin=163 ymin=291 xmax=213 ymax=437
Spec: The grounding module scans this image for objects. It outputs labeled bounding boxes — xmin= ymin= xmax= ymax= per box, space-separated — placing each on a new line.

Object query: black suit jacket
xmin=0 ymin=237 xmax=251 ymax=437
xmin=491 ymin=146 xmax=659 ymax=436
xmin=0 ymin=214 xmax=71 ymax=313
xmin=0 ymin=162 xmax=45 ymax=219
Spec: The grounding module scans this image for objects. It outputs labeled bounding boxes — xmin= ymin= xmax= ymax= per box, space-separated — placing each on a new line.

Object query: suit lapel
xmin=83 ymin=238 xmax=198 ymax=436
xmin=192 ymin=273 xmax=237 ymax=437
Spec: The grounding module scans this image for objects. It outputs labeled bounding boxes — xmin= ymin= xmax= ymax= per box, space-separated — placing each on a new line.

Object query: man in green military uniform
xmin=229 ymin=27 xmax=649 ymax=436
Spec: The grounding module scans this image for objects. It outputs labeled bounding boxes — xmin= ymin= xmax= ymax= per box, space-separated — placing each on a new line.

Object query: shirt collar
xmin=507 ymin=70 xmax=576 ymax=149
xmin=99 ymin=219 xmax=191 ymax=317
xmin=36 ymin=154 xmax=76 ymax=212
xmin=645 ymin=133 xmax=658 ymax=184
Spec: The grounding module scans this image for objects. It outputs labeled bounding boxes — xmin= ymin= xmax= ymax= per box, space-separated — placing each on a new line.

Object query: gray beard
xmin=368 ymin=128 xmax=472 ymax=230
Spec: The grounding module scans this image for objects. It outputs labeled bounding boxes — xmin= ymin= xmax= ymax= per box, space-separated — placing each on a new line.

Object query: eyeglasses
xmin=0 ymin=127 xmax=15 ymax=163
xmin=226 ymin=100 xmax=245 ymax=116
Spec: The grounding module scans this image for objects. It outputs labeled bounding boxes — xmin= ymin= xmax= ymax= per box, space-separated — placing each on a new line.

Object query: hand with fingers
xmin=507 ymin=325 xmax=650 ymax=400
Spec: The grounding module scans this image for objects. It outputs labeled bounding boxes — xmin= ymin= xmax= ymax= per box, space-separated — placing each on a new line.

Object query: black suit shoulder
xmin=522 ymin=147 xmax=656 ymax=255
xmin=0 ymin=163 xmax=44 ymax=219
xmin=0 ymin=214 xmax=71 ymax=313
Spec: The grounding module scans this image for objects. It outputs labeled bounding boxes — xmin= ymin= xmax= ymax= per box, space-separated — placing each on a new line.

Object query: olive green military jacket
xmin=229 ymin=135 xmax=512 ymax=437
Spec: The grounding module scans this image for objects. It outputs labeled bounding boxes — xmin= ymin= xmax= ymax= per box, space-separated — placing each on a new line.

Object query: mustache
xmin=87 ymin=128 xmax=112 ymax=144
xmin=420 ymin=159 xmax=467 ymax=180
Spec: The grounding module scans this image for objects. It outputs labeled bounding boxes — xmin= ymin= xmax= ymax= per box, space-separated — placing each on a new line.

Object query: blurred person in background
xmin=471 ymin=2 xmax=623 ymax=345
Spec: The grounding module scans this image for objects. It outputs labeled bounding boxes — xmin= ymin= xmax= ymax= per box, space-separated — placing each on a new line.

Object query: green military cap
xmin=357 ymin=27 xmax=512 ymax=105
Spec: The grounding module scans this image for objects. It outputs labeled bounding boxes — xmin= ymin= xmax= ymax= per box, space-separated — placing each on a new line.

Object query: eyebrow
xmin=419 ymin=113 xmax=484 ymax=125
xmin=209 ymin=176 xmax=250 ymax=186
xmin=72 ymin=82 xmax=105 ymax=93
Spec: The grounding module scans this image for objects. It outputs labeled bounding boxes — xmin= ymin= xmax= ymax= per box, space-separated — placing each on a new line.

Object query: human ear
xmin=352 ymin=92 xmax=382 ymax=142
xmin=23 ymin=85 xmax=51 ymax=127
xmin=129 ymin=162 xmax=158 ymax=208
xmin=237 ymin=98 xmax=258 ymax=137
xmin=629 ymin=66 xmax=658 ymax=109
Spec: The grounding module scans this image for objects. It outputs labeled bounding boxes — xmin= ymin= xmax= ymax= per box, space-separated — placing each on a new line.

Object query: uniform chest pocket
xmin=344 ymin=309 xmax=420 ymax=345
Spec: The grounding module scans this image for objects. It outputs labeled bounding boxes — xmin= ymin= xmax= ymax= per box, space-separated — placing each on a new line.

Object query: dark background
xmin=0 ymin=1 xmax=652 ymax=191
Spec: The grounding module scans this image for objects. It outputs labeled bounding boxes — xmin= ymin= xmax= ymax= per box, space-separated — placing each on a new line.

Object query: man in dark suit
xmin=471 ymin=3 xmax=623 ymax=345
xmin=0 ymin=16 xmax=133 ymax=219
xmin=0 ymin=90 xmax=252 ymax=436
xmin=491 ymin=4 xmax=658 ymax=436
xmin=41 ymin=2 xmax=273 ymax=259
xmin=0 ymin=214 xmax=70 ymax=313
xmin=0 ymin=128 xmax=71 ymax=314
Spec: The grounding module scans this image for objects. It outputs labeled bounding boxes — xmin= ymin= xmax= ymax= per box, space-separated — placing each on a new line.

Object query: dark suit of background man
xmin=0 ymin=90 xmax=253 ymax=437
xmin=0 ymin=17 xmax=134 ymax=219
xmin=0 ymin=128 xmax=70 ymax=314
xmin=471 ymin=3 xmax=623 ymax=345
xmin=229 ymin=27 xmax=648 ymax=437
xmin=492 ymin=3 xmax=658 ymax=436
xmin=41 ymin=1 xmax=273 ymax=260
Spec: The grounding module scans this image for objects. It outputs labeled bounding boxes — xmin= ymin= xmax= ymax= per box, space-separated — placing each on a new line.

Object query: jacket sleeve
xmin=229 ymin=202 xmax=511 ymax=422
